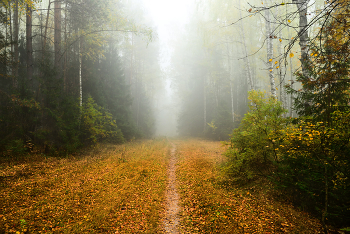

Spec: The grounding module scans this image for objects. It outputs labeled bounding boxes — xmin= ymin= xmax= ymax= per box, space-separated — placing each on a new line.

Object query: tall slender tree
xmin=54 ymin=0 xmax=62 ymax=73
xmin=26 ymin=4 xmax=33 ymax=84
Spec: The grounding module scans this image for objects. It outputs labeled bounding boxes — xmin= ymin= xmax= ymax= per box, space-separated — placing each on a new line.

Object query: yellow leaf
xmin=288 ymin=20 xmax=291 ymax=23
xmin=310 ymin=53 xmax=314 ymax=56
xmin=290 ymin=52 xmax=294 ymax=58
xmin=276 ymin=66 xmax=280 ymax=69
xmin=275 ymin=61 xmax=278 ymax=64
xmin=314 ymin=54 xmax=318 ymax=56
xmin=269 ymin=69 xmax=273 ymax=72
xmin=279 ymin=38 xmax=282 ymax=42
xmin=269 ymin=59 xmax=272 ymax=62
xmin=281 ymin=2 xmax=285 ymax=5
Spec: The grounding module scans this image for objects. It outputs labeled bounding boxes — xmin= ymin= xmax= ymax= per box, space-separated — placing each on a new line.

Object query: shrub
xmin=81 ymin=96 xmax=124 ymax=145
xmin=224 ymin=90 xmax=287 ymax=179
xmin=274 ymin=111 xmax=350 ymax=227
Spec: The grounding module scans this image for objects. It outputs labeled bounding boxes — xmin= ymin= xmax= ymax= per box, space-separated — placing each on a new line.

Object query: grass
xmin=1 ymin=138 xmax=326 ymax=233
xmin=175 ymin=138 xmax=323 ymax=234
xmin=0 ymin=139 xmax=170 ymax=233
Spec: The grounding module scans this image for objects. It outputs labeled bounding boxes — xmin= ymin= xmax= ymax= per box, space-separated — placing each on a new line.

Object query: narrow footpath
xmin=163 ymin=143 xmax=180 ymax=233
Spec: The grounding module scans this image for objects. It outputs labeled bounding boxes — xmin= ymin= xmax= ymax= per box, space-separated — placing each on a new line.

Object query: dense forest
xmin=1 ymin=0 xmax=349 ymax=232
xmin=0 ymin=0 xmax=163 ymax=154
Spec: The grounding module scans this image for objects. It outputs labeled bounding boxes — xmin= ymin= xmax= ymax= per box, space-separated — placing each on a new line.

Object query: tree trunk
xmin=226 ymin=38 xmax=235 ymax=124
xmin=43 ymin=1 xmax=51 ymax=54
xmin=322 ymin=164 xmax=329 ymax=234
xmin=64 ymin=1 xmax=68 ymax=92
xmin=79 ymin=32 xmax=83 ymax=108
xmin=13 ymin=0 xmax=19 ymax=87
xmin=230 ymin=81 xmax=235 ymax=124
xmin=265 ymin=6 xmax=277 ymax=98
xmin=278 ymin=8 xmax=287 ymax=113
xmin=26 ymin=4 xmax=33 ymax=84
xmin=54 ymin=0 xmax=62 ymax=74
xmin=238 ymin=0 xmax=254 ymax=91
xmin=287 ymin=9 xmax=295 ymax=117
xmin=296 ymin=0 xmax=310 ymax=79
xmin=203 ymin=75 xmax=207 ymax=132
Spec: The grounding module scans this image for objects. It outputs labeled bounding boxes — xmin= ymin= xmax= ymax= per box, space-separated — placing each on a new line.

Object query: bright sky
xmin=141 ymin=0 xmax=192 ymax=26
xmin=141 ymin=0 xmax=193 ymax=136
xmin=141 ymin=0 xmax=194 ymax=74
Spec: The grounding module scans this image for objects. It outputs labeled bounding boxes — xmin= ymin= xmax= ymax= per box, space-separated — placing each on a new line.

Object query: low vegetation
xmin=176 ymin=139 xmax=323 ymax=233
xmin=0 ymin=139 xmax=170 ymax=233
xmin=225 ymin=91 xmax=350 ymax=230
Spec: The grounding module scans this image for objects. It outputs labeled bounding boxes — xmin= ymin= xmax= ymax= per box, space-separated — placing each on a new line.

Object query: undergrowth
xmin=0 ymin=139 xmax=169 ymax=233
xmin=176 ymin=139 xmax=323 ymax=233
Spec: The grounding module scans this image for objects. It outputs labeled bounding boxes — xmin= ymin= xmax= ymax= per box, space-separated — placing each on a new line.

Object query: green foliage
xmin=288 ymin=3 xmax=350 ymax=122
xmin=0 ymin=93 xmax=40 ymax=154
xmin=81 ymin=96 xmax=124 ymax=145
xmin=274 ymin=111 xmax=350 ymax=226
xmin=226 ymin=91 xmax=350 ymax=227
xmin=225 ymin=90 xmax=287 ymax=179
xmin=84 ymin=44 xmax=137 ymax=140
xmin=4 ymin=140 xmax=27 ymax=157
xmin=280 ymin=5 xmax=350 ymax=227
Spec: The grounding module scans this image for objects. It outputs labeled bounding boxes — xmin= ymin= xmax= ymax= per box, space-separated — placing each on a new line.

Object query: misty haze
xmin=1 ymin=0 xmax=349 ymax=232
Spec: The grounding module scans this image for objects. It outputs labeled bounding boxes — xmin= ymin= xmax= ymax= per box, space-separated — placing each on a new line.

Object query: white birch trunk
xmin=79 ymin=33 xmax=82 ymax=108
xmin=287 ymin=8 xmax=295 ymax=117
xmin=296 ymin=0 xmax=310 ymax=79
xmin=226 ymin=38 xmax=235 ymax=124
xmin=278 ymin=8 xmax=287 ymax=113
xmin=266 ymin=7 xmax=277 ymax=98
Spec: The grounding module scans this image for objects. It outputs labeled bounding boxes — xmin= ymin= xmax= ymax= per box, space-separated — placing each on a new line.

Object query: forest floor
xmin=0 ymin=138 xmax=324 ymax=233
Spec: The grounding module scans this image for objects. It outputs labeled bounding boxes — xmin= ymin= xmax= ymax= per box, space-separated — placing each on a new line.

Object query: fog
xmin=137 ymin=0 xmax=304 ymax=139
xmin=1 ymin=0 xmax=308 ymax=144
xmin=141 ymin=0 xmax=193 ymax=137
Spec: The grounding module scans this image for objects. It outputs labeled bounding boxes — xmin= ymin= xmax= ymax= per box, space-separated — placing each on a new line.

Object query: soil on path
xmin=162 ymin=143 xmax=180 ymax=234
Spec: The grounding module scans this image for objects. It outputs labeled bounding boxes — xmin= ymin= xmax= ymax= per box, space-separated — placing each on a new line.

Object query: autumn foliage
xmin=226 ymin=1 xmax=350 ymax=228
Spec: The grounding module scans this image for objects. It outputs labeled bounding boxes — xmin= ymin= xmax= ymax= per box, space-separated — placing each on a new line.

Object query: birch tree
xmin=294 ymin=0 xmax=310 ymax=79
xmin=265 ymin=2 xmax=277 ymax=97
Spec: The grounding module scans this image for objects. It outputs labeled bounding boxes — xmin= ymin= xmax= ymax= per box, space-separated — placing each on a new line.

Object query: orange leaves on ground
xmin=0 ymin=140 xmax=169 ymax=233
xmin=176 ymin=139 xmax=323 ymax=234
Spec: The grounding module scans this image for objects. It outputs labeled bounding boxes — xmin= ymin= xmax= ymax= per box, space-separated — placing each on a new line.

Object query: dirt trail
xmin=162 ymin=143 xmax=180 ymax=233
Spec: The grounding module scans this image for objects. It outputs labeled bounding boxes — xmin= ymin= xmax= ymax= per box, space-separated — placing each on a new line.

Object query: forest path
xmin=174 ymin=139 xmax=323 ymax=233
xmin=162 ymin=142 xmax=180 ymax=233
xmin=0 ymin=139 xmax=323 ymax=233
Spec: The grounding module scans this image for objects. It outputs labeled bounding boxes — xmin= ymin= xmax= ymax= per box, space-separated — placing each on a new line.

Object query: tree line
xmin=172 ymin=0 xmax=349 ymax=231
xmin=0 ymin=0 xmax=160 ymax=155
